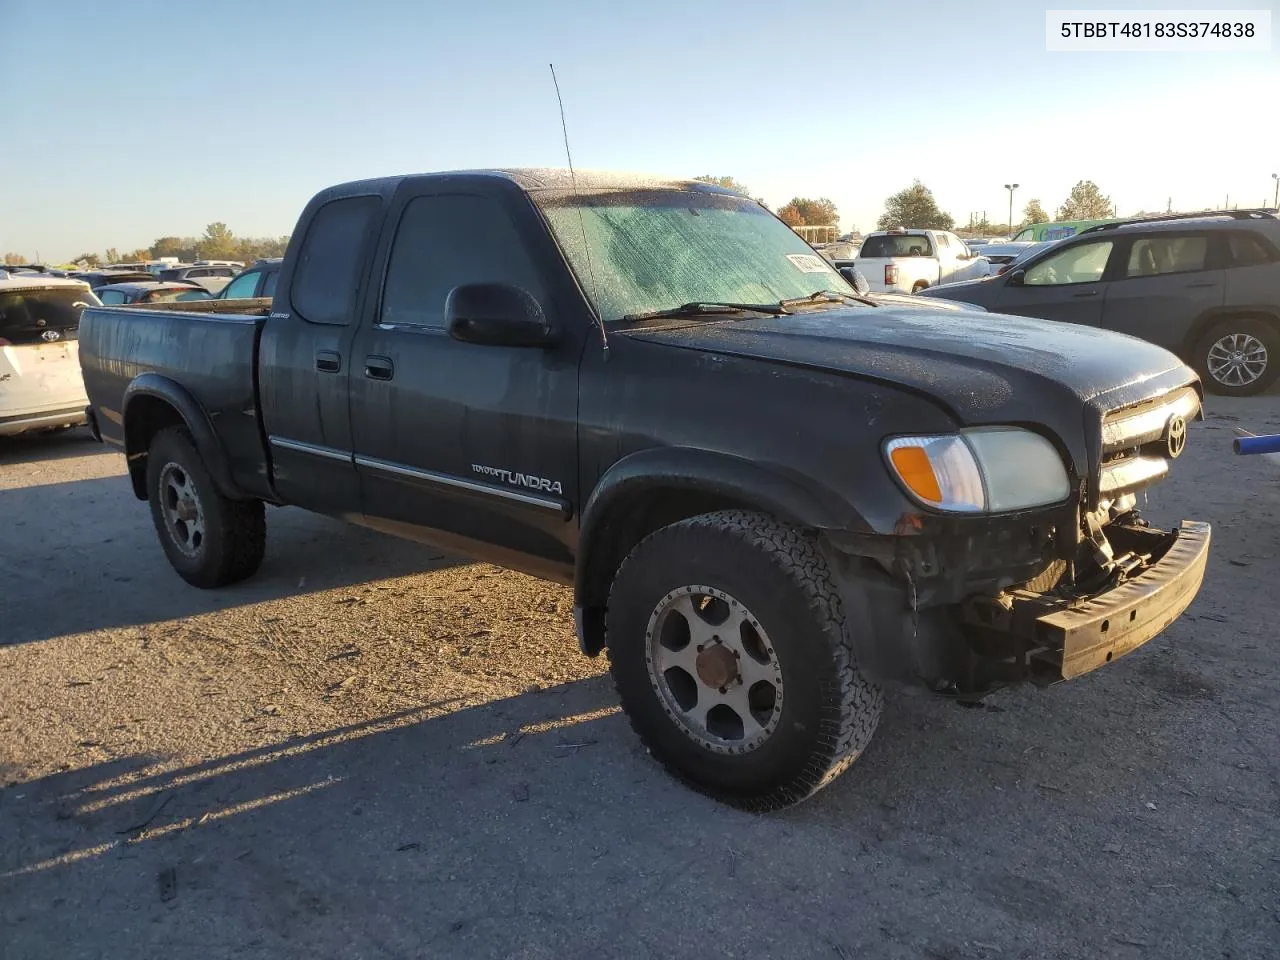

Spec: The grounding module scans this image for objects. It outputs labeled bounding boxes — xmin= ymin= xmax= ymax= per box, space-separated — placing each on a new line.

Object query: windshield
xmin=534 ymin=189 xmax=854 ymax=322
xmin=859 ymin=234 xmax=934 ymax=258
xmin=0 ymin=286 xmax=99 ymax=344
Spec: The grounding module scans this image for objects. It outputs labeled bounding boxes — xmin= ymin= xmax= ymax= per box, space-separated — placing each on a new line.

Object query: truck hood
xmin=623 ymin=306 xmax=1198 ymax=475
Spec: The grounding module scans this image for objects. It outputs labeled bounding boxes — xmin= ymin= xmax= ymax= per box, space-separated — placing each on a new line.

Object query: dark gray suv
xmin=919 ymin=210 xmax=1280 ymax=396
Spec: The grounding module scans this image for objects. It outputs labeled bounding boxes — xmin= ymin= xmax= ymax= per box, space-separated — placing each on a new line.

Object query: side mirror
xmin=839 ymin=266 xmax=870 ymax=295
xmin=1006 ymin=268 xmax=1026 ymax=286
xmin=446 ymin=283 xmax=555 ymax=347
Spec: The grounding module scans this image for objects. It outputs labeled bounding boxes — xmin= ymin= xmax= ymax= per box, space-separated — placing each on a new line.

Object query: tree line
xmin=693 ymin=174 xmax=1120 ymax=235
xmin=4 ymin=222 xmax=290 ymax=269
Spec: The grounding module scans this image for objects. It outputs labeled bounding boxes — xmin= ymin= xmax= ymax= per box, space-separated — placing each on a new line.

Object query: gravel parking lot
xmin=2 ymin=398 xmax=1278 ymax=960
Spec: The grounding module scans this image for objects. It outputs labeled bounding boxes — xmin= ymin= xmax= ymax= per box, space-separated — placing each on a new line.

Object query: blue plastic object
xmin=1233 ymin=433 xmax=1280 ymax=455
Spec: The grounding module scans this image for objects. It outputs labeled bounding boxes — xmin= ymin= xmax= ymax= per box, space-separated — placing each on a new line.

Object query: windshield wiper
xmin=620 ymin=301 xmax=791 ymax=323
xmin=779 ymin=289 xmax=876 ymax=308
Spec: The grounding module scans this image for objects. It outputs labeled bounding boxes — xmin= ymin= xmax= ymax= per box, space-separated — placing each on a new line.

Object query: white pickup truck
xmin=855 ymin=228 xmax=991 ymax=294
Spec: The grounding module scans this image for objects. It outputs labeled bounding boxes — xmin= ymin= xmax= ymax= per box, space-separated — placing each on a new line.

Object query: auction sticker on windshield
xmin=786 ymin=254 xmax=833 ymax=274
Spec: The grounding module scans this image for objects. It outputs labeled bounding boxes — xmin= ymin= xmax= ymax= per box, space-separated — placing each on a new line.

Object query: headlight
xmin=885 ymin=427 xmax=1070 ymax=513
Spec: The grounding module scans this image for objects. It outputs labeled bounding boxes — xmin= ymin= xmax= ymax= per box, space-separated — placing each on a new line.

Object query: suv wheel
xmin=146 ymin=426 xmax=266 ymax=587
xmin=1194 ymin=319 xmax=1279 ymax=397
xmin=606 ymin=510 xmax=882 ymax=811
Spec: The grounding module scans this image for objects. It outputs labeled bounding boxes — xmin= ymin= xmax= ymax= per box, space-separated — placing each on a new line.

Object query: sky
xmin=2 ymin=0 xmax=1278 ymax=260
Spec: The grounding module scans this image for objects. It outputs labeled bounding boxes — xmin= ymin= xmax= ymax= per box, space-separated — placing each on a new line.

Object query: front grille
xmin=1097 ymin=386 xmax=1200 ymax=500
xmin=1101 ymin=387 xmax=1200 ymax=459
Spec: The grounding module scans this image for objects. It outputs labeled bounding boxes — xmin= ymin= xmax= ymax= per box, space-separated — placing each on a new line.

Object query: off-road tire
xmin=606 ymin=510 xmax=882 ymax=811
xmin=146 ymin=426 xmax=265 ymax=588
xmin=1192 ymin=318 xmax=1280 ymax=397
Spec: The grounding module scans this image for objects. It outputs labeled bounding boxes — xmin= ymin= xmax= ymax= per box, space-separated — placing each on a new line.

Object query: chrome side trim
xmin=268 ymin=435 xmax=354 ymax=464
xmin=354 ymin=454 xmax=567 ymax=514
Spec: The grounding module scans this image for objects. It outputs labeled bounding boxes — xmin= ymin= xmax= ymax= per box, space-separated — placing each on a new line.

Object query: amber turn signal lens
xmin=889 ymin=445 xmax=943 ymax=503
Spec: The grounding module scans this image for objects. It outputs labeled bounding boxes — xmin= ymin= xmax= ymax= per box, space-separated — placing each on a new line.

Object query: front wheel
xmin=606 ymin=510 xmax=882 ymax=811
xmin=145 ymin=426 xmax=266 ymax=588
xmin=1193 ymin=319 xmax=1279 ymax=397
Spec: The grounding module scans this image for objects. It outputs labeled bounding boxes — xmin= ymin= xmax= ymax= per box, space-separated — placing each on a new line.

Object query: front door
xmin=347 ymin=188 xmax=580 ymax=580
xmin=994 ymin=237 xmax=1118 ymax=326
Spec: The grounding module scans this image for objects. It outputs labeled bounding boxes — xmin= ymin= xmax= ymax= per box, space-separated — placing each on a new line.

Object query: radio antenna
xmin=549 ymin=63 xmax=608 ymax=359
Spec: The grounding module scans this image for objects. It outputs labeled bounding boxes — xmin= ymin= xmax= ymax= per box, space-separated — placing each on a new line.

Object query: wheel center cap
xmin=695 ymin=644 xmax=739 ymax=688
xmin=176 ymin=499 xmax=197 ymax=522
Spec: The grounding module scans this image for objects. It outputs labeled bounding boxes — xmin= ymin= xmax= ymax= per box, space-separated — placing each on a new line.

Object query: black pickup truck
xmin=79 ymin=170 xmax=1211 ymax=810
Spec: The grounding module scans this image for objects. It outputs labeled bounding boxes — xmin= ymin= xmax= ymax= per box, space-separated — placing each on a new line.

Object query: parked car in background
xmin=854 ymin=228 xmax=990 ymax=293
xmin=1011 ymin=219 xmax=1121 ymax=242
xmin=974 ymin=241 xmax=1046 ymax=275
xmin=215 ymin=258 xmax=282 ymax=300
xmin=95 ymin=281 xmax=214 ymax=305
xmin=0 ymin=275 xmax=97 ymax=436
xmin=0 ymin=264 xmax=73 ymax=278
xmin=919 ymin=210 xmax=1280 ymax=395
xmin=70 ymin=269 xmax=156 ymax=290
xmin=156 ymin=264 xmax=238 ymax=294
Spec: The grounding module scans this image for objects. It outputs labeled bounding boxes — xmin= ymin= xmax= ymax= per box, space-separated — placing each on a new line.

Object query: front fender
xmin=574 ymin=446 xmax=870 ymax=606
xmin=122 ymin=373 xmax=240 ymax=500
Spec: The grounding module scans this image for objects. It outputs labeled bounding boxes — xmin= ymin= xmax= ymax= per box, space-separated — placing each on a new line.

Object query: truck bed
xmin=78 ymin=301 xmax=270 ymax=489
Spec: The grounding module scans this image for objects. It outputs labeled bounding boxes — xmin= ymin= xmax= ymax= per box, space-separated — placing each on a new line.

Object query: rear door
xmin=1100 ymin=231 xmax=1222 ymax=349
xmin=993 ymin=237 xmax=1117 ymax=325
xmin=258 ymin=193 xmax=384 ymax=515
xmin=346 ymin=184 xmax=579 ymax=577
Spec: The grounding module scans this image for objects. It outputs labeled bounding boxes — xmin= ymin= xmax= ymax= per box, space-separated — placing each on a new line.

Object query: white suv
xmin=0 ymin=274 xmax=97 ymax=436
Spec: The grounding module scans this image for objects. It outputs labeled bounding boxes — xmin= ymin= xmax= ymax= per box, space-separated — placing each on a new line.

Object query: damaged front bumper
xmin=962 ymin=519 xmax=1211 ymax=686
xmin=824 ymin=516 xmax=1211 ymax=696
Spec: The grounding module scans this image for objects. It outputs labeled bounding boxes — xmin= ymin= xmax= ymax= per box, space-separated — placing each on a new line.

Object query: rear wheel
xmin=145 ymin=426 xmax=265 ymax=588
xmin=1193 ymin=318 xmax=1279 ymax=397
xmin=606 ymin=510 xmax=882 ymax=811
xmin=912 ymin=280 xmax=929 ymax=293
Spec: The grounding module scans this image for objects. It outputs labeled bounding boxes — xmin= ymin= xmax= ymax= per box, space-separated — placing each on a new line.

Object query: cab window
xmin=1123 ymin=235 xmax=1208 ymax=278
xmin=1023 ymin=240 xmax=1114 ymax=286
xmin=221 ymin=270 xmax=261 ymax=300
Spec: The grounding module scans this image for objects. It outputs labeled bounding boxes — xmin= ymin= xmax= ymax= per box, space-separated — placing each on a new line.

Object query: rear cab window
xmin=860 ymin=234 xmax=935 ymax=258
xmin=0 ymin=285 xmax=99 ymax=345
xmin=291 ymin=195 xmax=382 ymax=325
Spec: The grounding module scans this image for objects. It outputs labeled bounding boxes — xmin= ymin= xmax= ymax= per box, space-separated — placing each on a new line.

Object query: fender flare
xmin=573 ymin=446 xmax=868 ymax=608
xmin=122 ymin=373 xmax=240 ymax=500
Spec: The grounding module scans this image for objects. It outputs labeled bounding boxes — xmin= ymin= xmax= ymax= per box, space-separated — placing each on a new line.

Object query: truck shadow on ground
xmin=0 ymin=473 xmax=467 ymax=646
xmin=0 ymin=427 xmax=104 ymax=466
xmin=2 ymin=658 xmax=1273 ymax=960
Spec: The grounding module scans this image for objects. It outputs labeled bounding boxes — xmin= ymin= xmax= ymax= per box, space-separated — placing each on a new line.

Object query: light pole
xmin=1272 ymin=173 xmax=1278 ymax=210
xmin=1004 ymin=183 xmax=1018 ymax=234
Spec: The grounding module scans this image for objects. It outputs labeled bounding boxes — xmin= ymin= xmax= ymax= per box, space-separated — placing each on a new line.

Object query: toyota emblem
xmin=40 ymin=329 xmax=61 ymax=342
xmin=1165 ymin=414 xmax=1187 ymax=459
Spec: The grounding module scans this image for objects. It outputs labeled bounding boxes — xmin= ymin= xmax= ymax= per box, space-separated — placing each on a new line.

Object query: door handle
xmin=1186 ymin=280 xmax=1217 ymax=288
xmin=364 ymin=356 xmax=394 ymax=381
xmin=1072 ymin=290 xmax=1099 ymax=298
xmin=315 ymin=350 xmax=341 ymax=373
